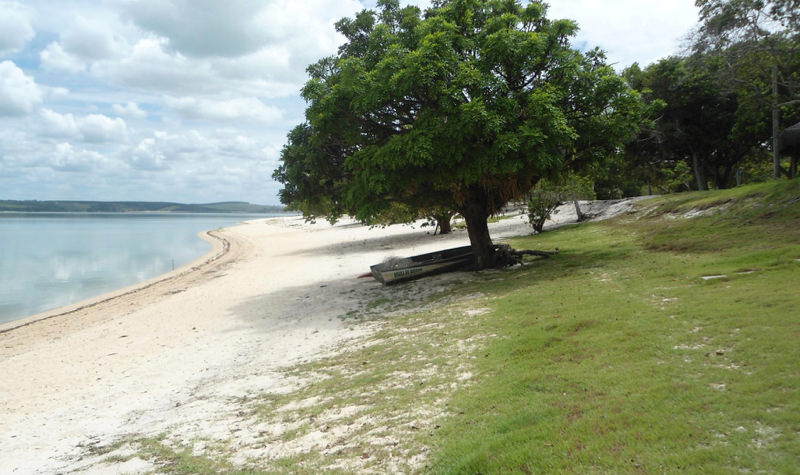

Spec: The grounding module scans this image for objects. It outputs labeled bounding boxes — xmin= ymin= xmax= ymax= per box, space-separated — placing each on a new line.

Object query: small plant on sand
xmin=526 ymin=179 xmax=563 ymax=233
xmin=526 ymin=174 xmax=596 ymax=232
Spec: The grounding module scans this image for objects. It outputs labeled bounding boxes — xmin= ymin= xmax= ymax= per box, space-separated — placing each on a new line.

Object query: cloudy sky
xmin=0 ymin=0 xmax=699 ymax=205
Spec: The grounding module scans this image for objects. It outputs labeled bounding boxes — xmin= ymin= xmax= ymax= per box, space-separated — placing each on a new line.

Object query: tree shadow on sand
xmin=227 ymin=244 xmax=633 ymax=335
xmin=277 ymin=227 xmax=468 ymax=259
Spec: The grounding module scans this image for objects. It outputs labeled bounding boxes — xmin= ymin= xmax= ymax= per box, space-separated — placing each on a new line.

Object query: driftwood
xmin=493 ymin=244 xmax=559 ymax=266
xmin=513 ymin=248 xmax=560 ymax=258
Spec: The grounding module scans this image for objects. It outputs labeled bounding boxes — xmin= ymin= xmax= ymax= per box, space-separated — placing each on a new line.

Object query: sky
xmin=0 ymin=0 xmax=699 ymax=206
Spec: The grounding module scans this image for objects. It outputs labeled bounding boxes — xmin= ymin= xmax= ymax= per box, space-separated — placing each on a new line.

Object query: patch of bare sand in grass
xmin=751 ymin=424 xmax=780 ymax=449
xmin=216 ymin=301 xmax=492 ymax=473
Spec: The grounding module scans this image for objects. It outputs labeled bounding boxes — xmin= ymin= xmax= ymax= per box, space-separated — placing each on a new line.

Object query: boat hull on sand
xmin=370 ymin=245 xmax=474 ymax=284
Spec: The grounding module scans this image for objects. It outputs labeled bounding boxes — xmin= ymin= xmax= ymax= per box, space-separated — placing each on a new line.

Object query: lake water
xmin=0 ymin=213 xmax=286 ymax=325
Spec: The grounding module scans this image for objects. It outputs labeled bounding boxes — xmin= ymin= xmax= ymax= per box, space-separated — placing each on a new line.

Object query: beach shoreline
xmin=0 ymin=201 xmax=634 ymax=472
xmin=1 ymin=213 xmax=497 ymax=473
xmin=0 ymin=226 xmax=232 ymax=335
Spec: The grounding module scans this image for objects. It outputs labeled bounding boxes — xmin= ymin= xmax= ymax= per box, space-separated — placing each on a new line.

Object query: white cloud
xmin=102 ymin=0 xmax=361 ymax=97
xmin=123 ymin=0 xmax=274 ymax=58
xmin=113 ymin=101 xmax=147 ymax=119
xmin=0 ymin=61 xmax=43 ymax=116
xmin=129 ymin=137 xmax=168 ymax=170
xmin=39 ymin=108 xmax=79 ymax=137
xmin=79 ymin=114 xmax=128 ymax=143
xmin=40 ymin=42 xmax=86 ymax=73
xmin=44 ymin=86 xmax=70 ymax=99
xmin=212 ymin=47 xmax=293 ymax=84
xmin=94 ymin=37 xmax=303 ymax=99
xmin=51 ymin=142 xmax=110 ymax=172
xmin=0 ymin=0 xmax=702 ymax=205
xmin=164 ymin=96 xmax=282 ymax=124
xmin=98 ymin=38 xmax=216 ymax=94
xmin=0 ymin=2 xmax=34 ymax=55
xmin=60 ymin=15 xmax=121 ymax=60
xmin=38 ymin=109 xmax=128 ymax=143
xmin=251 ymin=0 xmax=364 ymax=75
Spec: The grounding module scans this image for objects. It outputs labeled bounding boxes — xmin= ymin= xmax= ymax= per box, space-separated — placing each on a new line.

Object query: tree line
xmin=273 ymin=0 xmax=800 ymax=269
xmin=620 ymin=0 xmax=800 ymax=195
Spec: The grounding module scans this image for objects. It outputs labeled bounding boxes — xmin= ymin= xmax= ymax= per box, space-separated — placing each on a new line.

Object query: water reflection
xmin=0 ymin=213 xmax=280 ymax=324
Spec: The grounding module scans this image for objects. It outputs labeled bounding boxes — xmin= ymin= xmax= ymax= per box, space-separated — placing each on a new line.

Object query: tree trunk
xmin=434 ymin=213 xmax=452 ymax=235
xmin=720 ymin=164 xmax=734 ymax=189
xmin=691 ymin=152 xmax=708 ymax=191
xmin=573 ymin=200 xmax=586 ymax=222
xmin=710 ymin=167 xmax=721 ymax=189
xmin=790 ymin=154 xmax=798 ymax=179
xmin=459 ymin=186 xmax=494 ymax=270
xmin=772 ymin=64 xmax=782 ymax=180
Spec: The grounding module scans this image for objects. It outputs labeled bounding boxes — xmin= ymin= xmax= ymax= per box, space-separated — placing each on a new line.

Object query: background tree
xmin=693 ymin=0 xmax=800 ymax=178
xmin=276 ymin=0 xmax=644 ymax=269
xmin=622 ymin=52 xmax=772 ymax=190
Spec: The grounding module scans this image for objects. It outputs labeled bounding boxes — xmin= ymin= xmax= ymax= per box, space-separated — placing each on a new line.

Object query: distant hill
xmin=0 ymin=200 xmax=288 ymax=214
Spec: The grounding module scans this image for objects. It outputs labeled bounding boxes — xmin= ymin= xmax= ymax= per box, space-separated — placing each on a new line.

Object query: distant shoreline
xmin=0 ymin=199 xmax=289 ymax=214
xmin=0 ymin=210 xmax=297 ymax=215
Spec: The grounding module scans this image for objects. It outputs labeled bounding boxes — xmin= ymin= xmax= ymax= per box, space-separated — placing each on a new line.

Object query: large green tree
xmin=275 ymin=0 xmax=643 ymax=268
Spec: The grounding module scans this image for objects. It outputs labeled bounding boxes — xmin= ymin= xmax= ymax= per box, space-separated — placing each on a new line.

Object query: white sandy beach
xmin=0 ymin=201 xmax=633 ymax=473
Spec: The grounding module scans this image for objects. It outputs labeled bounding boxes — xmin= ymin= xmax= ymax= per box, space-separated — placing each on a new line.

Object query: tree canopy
xmin=623 ymin=54 xmax=760 ymax=190
xmin=274 ymin=0 xmax=644 ymax=268
xmin=614 ymin=0 xmax=800 ymax=192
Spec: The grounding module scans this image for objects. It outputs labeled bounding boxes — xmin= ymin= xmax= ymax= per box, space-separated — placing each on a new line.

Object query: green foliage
xmin=692 ymin=0 xmax=800 ymax=179
xmin=559 ymin=174 xmax=596 ymax=202
xmin=271 ymin=123 xmax=351 ymax=223
xmin=663 ymin=160 xmax=695 ymax=191
xmin=274 ymin=0 xmax=645 ymax=267
xmin=623 ymin=54 xmax=755 ymax=190
xmin=614 ymin=0 xmax=800 ymax=191
xmin=525 ymin=179 xmax=561 ymax=233
xmin=526 ymin=174 xmax=596 ymax=232
xmin=695 ymin=0 xmax=800 ymax=47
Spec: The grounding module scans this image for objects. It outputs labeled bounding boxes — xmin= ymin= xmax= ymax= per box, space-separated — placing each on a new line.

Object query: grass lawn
xmin=427 ymin=179 xmax=800 ymax=472
xmin=114 ymin=179 xmax=799 ymax=473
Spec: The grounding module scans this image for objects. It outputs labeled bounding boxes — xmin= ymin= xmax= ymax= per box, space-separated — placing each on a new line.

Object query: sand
xmin=0 ymin=200 xmax=635 ymax=473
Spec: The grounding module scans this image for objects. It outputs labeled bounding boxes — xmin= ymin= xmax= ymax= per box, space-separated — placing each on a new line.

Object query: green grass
xmin=426 ymin=179 xmax=800 ymax=472
xmin=117 ymin=435 xmax=259 ymax=474
xmin=102 ymin=179 xmax=799 ymax=472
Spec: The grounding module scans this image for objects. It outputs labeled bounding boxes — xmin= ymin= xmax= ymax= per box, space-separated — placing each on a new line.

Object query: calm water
xmin=0 ymin=213 xmax=285 ymax=325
